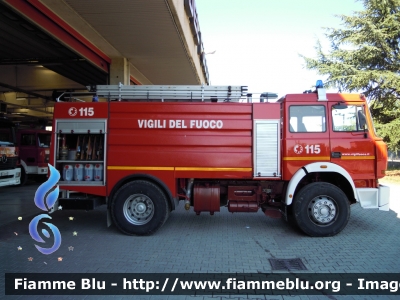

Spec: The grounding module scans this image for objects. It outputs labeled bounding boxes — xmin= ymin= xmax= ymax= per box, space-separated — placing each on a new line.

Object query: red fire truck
xmin=17 ymin=129 xmax=51 ymax=185
xmin=50 ymin=83 xmax=390 ymax=237
xmin=0 ymin=116 xmax=21 ymax=187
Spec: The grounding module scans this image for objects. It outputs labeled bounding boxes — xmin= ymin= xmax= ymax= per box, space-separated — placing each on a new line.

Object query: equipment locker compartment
xmin=54 ymin=119 xmax=106 ymax=186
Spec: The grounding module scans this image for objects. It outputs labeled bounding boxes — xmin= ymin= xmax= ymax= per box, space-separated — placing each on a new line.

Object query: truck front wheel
xmin=293 ymin=182 xmax=350 ymax=237
xmin=111 ymin=180 xmax=169 ymax=235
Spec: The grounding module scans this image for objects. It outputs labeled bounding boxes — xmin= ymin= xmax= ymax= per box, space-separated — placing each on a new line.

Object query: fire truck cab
xmin=50 ymin=83 xmax=390 ymax=237
xmin=17 ymin=129 xmax=51 ymax=185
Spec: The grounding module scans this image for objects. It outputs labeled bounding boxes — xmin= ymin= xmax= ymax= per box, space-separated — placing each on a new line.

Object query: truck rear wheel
xmin=293 ymin=182 xmax=350 ymax=237
xmin=111 ymin=180 xmax=169 ymax=235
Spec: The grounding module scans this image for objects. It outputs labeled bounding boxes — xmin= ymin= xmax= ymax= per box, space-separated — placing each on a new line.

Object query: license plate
xmin=0 ymin=172 xmax=8 ymax=176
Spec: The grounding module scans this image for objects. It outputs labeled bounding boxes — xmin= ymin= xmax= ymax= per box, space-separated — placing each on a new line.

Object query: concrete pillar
xmin=109 ymin=57 xmax=130 ymax=85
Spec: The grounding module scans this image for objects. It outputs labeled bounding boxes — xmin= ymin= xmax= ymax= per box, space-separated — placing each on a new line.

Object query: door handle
xmin=331 ymin=152 xmax=341 ymax=158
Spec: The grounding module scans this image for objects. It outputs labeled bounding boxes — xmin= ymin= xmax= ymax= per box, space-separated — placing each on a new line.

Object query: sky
xmin=195 ymin=0 xmax=365 ymax=99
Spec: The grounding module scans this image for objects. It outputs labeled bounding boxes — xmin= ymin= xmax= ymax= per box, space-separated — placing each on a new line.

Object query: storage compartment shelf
xmin=55 ymin=119 xmax=106 ymax=184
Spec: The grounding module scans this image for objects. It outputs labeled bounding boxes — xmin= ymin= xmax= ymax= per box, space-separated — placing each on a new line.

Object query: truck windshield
xmin=0 ymin=121 xmax=16 ymax=146
xmin=38 ymin=133 xmax=51 ymax=147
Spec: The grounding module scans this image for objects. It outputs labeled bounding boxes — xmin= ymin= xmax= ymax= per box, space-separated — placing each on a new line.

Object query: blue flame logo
xmin=29 ymin=164 xmax=62 ymax=254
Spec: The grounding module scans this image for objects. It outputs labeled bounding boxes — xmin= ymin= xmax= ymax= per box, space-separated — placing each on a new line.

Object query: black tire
xmin=19 ymin=167 xmax=27 ymax=186
xmin=111 ymin=180 xmax=169 ymax=235
xmin=293 ymin=182 xmax=350 ymax=237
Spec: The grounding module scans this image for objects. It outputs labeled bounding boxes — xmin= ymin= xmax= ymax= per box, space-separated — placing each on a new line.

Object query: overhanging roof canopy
xmin=0 ymin=2 xmax=108 ymax=87
xmin=0 ymin=0 xmax=209 ymax=125
xmin=54 ymin=0 xmax=207 ymax=85
xmin=0 ymin=0 xmax=208 ymax=88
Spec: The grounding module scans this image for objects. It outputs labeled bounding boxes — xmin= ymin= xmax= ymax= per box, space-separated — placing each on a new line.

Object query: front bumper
xmin=26 ymin=165 xmax=48 ymax=175
xmin=357 ymin=185 xmax=390 ymax=211
xmin=0 ymin=168 xmax=21 ymax=187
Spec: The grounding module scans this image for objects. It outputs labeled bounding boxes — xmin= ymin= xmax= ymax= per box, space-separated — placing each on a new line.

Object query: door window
xmin=289 ymin=105 xmax=326 ymax=132
xmin=21 ymin=134 xmax=36 ymax=146
xmin=38 ymin=133 xmax=51 ymax=147
xmin=332 ymin=105 xmax=367 ymax=132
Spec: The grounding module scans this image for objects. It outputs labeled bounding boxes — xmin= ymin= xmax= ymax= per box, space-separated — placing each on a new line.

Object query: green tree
xmin=301 ymin=0 xmax=400 ymax=152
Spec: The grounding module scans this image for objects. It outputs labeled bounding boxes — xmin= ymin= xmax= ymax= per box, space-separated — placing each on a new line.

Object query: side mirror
xmin=358 ymin=110 xmax=366 ymax=129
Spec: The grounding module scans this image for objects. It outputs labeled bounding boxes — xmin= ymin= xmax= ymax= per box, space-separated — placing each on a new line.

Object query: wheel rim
xmin=123 ymin=194 xmax=154 ymax=225
xmin=308 ymin=196 xmax=337 ymax=225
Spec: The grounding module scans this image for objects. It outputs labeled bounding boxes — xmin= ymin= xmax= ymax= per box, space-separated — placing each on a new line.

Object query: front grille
xmin=0 ymin=157 xmax=18 ymax=170
xmin=0 ymin=175 xmax=13 ymax=180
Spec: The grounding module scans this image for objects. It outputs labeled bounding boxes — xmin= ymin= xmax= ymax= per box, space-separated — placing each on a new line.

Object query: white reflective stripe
xmin=285 ymin=162 xmax=358 ymax=205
